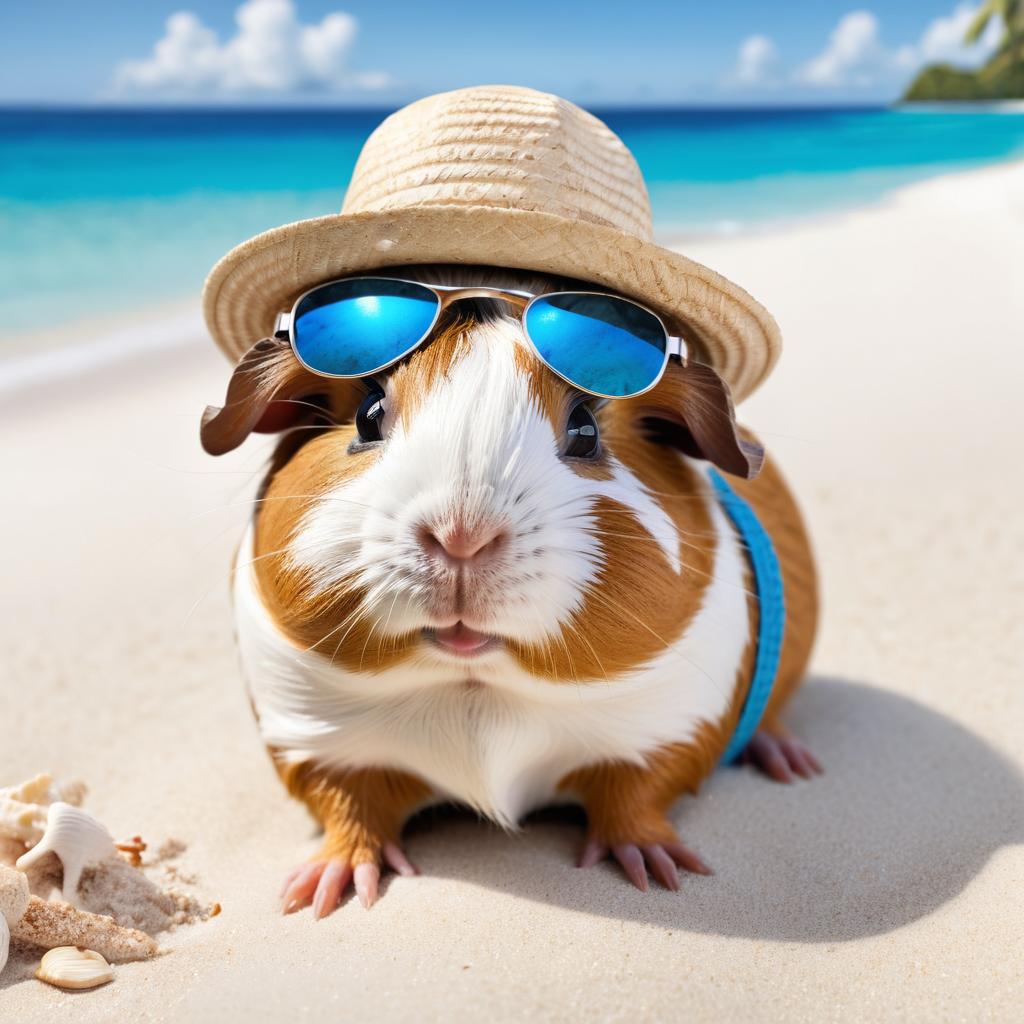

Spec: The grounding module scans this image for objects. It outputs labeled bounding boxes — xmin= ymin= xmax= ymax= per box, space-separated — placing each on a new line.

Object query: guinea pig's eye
xmin=564 ymin=402 xmax=600 ymax=459
xmin=355 ymin=386 xmax=386 ymax=444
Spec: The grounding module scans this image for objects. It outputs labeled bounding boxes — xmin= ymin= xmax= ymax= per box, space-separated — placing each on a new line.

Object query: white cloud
xmin=731 ymin=35 xmax=780 ymax=86
xmin=114 ymin=0 xmax=393 ymax=95
xmin=915 ymin=2 xmax=1002 ymax=66
xmin=797 ymin=10 xmax=890 ymax=87
xmin=795 ymin=4 xmax=1001 ymax=89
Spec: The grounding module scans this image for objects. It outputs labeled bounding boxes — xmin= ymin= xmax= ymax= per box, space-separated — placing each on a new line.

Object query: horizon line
xmin=0 ymin=100 xmax=898 ymax=113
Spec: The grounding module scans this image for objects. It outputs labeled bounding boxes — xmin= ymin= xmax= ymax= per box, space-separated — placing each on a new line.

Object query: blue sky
xmin=1 ymin=0 xmax=1003 ymax=105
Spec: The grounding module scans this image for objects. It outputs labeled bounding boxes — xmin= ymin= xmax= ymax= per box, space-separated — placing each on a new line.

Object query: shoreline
xmin=2 ymin=155 xmax=1021 ymax=398
xmin=0 ymin=300 xmax=205 ymax=398
xmin=894 ymin=99 xmax=1024 ymax=113
xmin=660 ymin=152 xmax=1024 ymax=244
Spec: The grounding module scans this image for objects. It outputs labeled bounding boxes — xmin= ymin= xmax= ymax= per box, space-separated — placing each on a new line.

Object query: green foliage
xmin=903 ymin=65 xmax=989 ymax=101
xmin=903 ymin=0 xmax=1024 ymax=100
xmin=902 ymin=46 xmax=1024 ymax=101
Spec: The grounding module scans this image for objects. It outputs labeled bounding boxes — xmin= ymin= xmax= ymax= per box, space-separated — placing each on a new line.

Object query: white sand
xmin=1 ymin=161 xmax=1022 ymax=1022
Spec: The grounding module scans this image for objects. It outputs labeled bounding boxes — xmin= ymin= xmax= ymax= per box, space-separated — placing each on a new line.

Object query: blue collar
xmin=706 ymin=468 xmax=786 ymax=765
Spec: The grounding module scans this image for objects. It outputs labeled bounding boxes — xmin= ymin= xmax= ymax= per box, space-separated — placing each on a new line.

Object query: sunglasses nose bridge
xmin=435 ymin=287 xmax=530 ymax=313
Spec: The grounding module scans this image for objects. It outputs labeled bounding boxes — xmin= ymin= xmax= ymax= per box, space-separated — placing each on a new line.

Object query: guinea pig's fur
xmin=203 ymin=264 xmax=818 ymax=898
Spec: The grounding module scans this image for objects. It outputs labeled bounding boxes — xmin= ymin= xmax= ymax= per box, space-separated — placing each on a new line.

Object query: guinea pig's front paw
xmin=280 ymin=841 xmax=417 ymax=918
xmin=578 ymin=832 xmax=713 ymax=892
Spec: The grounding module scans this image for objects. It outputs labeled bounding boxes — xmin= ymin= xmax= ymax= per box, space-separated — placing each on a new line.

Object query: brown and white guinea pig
xmin=201 ymin=264 xmax=819 ymax=915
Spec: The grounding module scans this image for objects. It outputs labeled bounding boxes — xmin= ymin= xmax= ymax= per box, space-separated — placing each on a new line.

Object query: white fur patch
xmin=288 ymin=327 xmax=603 ymax=643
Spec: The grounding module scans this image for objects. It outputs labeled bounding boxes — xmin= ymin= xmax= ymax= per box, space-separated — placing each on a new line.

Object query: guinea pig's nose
xmin=417 ymin=521 xmax=506 ymax=566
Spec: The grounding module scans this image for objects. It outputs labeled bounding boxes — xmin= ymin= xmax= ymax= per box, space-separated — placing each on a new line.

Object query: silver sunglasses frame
xmin=273 ymin=275 xmax=688 ymax=401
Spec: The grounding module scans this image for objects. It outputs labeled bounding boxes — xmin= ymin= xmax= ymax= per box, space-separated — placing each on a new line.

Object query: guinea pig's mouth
xmin=422 ymin=622 xmax=499 ymax=658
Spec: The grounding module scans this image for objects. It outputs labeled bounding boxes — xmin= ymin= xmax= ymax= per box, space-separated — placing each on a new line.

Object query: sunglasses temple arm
xmin=667 ymin=335 xmax=688 ymax=363
xmin=273 ymin=311 xmax=292 ymax=339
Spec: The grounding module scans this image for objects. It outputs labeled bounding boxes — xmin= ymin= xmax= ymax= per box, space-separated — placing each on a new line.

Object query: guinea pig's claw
xmin=281 ymin=861 xmax=333 ymax=915
xmin=279 ymin=844 xmax=418 ymax=918
xmin=312 ymin=861 xmax=353 ymax=919
xmin=612 ymin=844 xmax=650 ymax=891
xmin=578 ymin=839 xmax=609 ymax=870
xmin=382 ymin=840 xmax=418 ymax=878
xmin=580 ymin=837 xmax=712 ymax=891
xmin=353 ymin=862 xmax=380 ymax=909
xmin=641 ymin=844 xmax=681 ymax=892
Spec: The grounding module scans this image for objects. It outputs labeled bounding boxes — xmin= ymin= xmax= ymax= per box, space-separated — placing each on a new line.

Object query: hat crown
xmin=340 ymin=85 xmax=654 ymax=240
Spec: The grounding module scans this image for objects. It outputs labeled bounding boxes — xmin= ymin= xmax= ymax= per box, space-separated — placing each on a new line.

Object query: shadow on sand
xmin=402 ymin=677 xmax=1024 ymax=942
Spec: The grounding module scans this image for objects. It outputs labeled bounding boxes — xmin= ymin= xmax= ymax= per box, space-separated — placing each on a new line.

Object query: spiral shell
xmin=16 ymin=802 xmax=116 ymax=905
xmin=0 ymin=773 xmax=87 ymax=844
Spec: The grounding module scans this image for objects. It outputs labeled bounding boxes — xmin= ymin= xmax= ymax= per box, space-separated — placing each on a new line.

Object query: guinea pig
xmin=200 ymin=264 xmax=819 ymax=916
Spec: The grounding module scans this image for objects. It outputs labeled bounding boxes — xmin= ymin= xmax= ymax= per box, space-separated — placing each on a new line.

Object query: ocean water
xmin=2 ymin=106 xmax=1023 ymax=337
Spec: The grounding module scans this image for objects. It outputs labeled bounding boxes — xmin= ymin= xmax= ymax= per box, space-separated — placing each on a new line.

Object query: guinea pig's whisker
xmin=268 ymin=397 xmax=344 ymax=423
xmin=315 ymin=605 xmax=369 ymax=659
xmin=587 ymin=525 xmax=718 ymax=563
xmin=188 ymin=492 xmax=376 ymax=523
xmin=585 ymin=524 xmax=759 ymax=600
xmin=184 ymin=538 xmax=359 ymax=629
xmin=279 ymin=422 xmax=345 ymax=433
xmin=619 ymin=489 xmax=717 ymax=502
xmin=155 ymin=464 xmax=268 ymax=478
xmin=595 ymin=506 xmax=726 ymax=540
xmin=359 ymin=610 xmax=390 ymax=672
xmin=675 ymin=555 xmax=759 ymax=601
xmin=548 ymin=622 xmax=585 ymax=684
xmin=376 ymin=590 xmax=404 ymax=656
xmin=324 ymin=607 xmax=371 ymax=663
xmin=580 ymin=587 xmax=672 ymax=650
xmin=303 ymin=598 xmax=371 ymax=659
xmin=560 ymin=619 xmax=608 ymax=683
xmin=590 ymin=585 xmax=731 ymax=699
xmin=305 ymin=568 xmax=404 ymax=659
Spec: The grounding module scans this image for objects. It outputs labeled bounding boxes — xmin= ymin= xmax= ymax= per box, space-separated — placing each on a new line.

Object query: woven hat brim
xmin=202 ymin=206 xmax=780 ymax=404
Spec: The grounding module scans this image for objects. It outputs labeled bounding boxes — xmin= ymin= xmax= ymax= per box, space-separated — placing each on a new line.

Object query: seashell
xmin=16 ymin=802 xmax=116 ymax=905
xmin=13 ymin=895 xmax=157 ymax=962
xmin=0 ymin=864 xmax=30 ymax=926
xmin=36 ymin=946 xmax=114 ymax=990
xmin=0 ymin=773 xmax=87 ymax=844
xmin=0 ymin=865 xmax=30 ymax=978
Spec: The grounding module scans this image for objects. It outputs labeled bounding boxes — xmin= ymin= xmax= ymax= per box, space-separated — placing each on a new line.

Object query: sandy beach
xmin=1 ymin=160 xmax=1022 ymax=1021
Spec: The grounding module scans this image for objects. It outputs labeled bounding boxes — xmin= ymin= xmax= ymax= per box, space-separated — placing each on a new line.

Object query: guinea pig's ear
xmin=200 ymin=337 xmax=320 ymax=456
xmin=634 ymin=360 xmax=764 ymax=479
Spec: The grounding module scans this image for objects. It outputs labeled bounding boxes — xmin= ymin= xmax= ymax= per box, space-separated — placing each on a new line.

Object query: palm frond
xmin=964 ymin=3 xmax=996 ymax=45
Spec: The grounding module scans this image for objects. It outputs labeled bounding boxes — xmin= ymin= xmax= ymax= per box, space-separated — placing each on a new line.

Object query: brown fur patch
xmin=728 ymin=440 xmax=819 ymax=722
xmin=251 ymin=426 xmax=421 ymax=672
xmin=558 ymin=439 xmax=818 ymax=841
xmin=275 ymin=754 xmax=432 ymax=864
xmin=506 ymin=411 xmax=719 ymax=681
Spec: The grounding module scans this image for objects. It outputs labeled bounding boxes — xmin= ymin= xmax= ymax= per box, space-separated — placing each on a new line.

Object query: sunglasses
xmin=273 ymin=276 xmax=688 ymax=400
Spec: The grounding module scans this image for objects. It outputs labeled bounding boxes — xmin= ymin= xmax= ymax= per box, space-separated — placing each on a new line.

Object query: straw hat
xmin=203 ymin=85 xmax=780 ymax=403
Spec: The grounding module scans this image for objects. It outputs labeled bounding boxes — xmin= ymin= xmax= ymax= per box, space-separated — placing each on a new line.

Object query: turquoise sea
xmin=2 ymin=106 xmax=1023 ymax=336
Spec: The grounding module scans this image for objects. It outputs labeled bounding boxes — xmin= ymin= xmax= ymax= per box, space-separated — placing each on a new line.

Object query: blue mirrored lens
xmin=292 ymin=278 xmax=439 ymax=376
xmin=524 ymin=293 xmax=667 ymax=397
